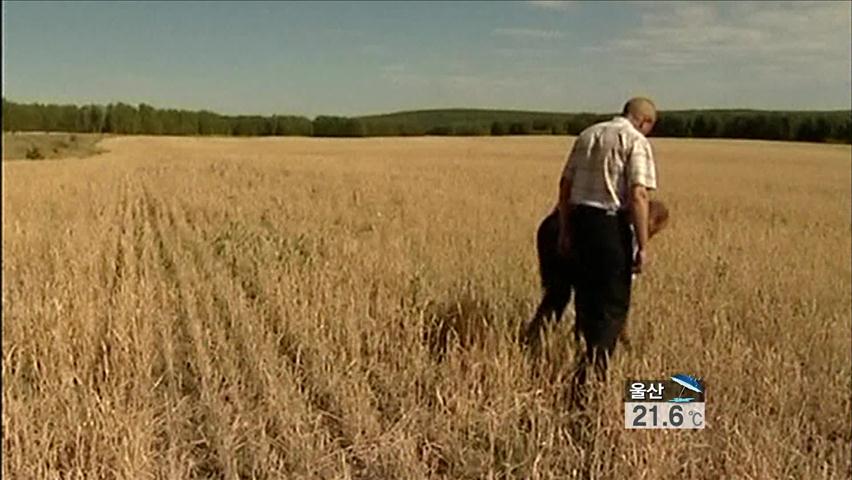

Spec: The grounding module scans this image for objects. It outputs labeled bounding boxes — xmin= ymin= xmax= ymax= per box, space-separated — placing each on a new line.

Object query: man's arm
xmin=630 ymin=184 xmax=650 ymax=253
xmin=627 ymin=137 xmax=656 ymax=273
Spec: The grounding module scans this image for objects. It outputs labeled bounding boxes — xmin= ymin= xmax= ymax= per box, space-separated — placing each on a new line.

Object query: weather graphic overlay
xmin=624 ymin=374 xmax=705 ymax=429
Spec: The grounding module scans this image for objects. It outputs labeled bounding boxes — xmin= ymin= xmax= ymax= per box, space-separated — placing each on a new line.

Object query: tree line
xmin=3 ymin=99 xmax=850 ymax=143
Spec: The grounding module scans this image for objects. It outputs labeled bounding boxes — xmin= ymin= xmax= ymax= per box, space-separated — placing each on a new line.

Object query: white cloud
xmin=380 ymin=64 xmax=406 ymax=74
xmin=380 ymin=66 xmax=526 ymax=94
xmin=527 ymin=1 xmax=576 ymax=11
xmin=493 ymin=47 xmax=559 ymax=58
xmin=359 ymin=44 xmax=389 ymax=56
xmin=592 ymin=1 xmax=851 ymax=75
xmin=377 ymin=1 xmax=849 ymax=111
xmin=379 ymin=64 xmax=426 ymax=87
xmin=493 ymin=27 xmax=565 ymax=39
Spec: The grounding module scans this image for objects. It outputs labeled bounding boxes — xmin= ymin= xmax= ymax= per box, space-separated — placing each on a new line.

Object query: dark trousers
xmin=568 ymin=205 xmax=634 ymax=379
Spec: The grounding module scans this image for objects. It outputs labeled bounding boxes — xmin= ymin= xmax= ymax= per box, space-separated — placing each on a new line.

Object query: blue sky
xmin=3 ymin=1 xmax=850 ymax=117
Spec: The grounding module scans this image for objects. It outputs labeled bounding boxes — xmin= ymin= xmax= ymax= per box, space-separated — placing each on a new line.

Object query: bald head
xmin=622 ymin=97 xmax=657 ymax=135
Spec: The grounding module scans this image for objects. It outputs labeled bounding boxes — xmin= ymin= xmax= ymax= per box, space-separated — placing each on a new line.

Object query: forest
xmin=3 ymin=99 xmax=849 ymax=143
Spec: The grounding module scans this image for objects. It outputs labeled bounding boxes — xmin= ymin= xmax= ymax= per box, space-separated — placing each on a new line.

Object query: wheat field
xmin=3 ymin=135 xmax=850 ymax=479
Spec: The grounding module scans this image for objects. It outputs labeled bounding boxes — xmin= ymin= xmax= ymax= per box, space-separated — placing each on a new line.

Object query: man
xmin=522 ymin=198 xmax=668 ymax=349
xmin=557 ymin=97 xmax=658 ymax=386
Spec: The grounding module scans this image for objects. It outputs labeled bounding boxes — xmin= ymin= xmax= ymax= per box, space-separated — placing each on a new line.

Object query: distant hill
xmin=356 ymin=107 xmax=851 ymax=141
xmin=357 ymin=107 xmax=852 ymax=121
xmin=3 ymin=99 xmax=850 ymax=143
xmin=356 ymin=108 xmax=602 ymax=136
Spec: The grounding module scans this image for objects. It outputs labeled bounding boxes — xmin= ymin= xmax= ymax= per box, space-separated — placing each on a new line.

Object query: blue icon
xmin=669 ymin=397 xmax=694 ymax=403
xmin=669 ymin=374 xmax=703 ymax=403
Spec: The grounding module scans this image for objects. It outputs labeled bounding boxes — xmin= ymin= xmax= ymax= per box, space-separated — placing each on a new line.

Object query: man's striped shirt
xmin=562 ymin=116 xmax=657 ymax=211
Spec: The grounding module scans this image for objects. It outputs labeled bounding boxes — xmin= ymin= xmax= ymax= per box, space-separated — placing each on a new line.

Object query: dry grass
xmin=3 ymin=132 xmax=105 ymax=161
xmin=3 ymin=135 xmax=850 ymax=479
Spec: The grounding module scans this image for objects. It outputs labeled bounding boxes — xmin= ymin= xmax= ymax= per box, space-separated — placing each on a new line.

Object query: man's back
xmin=541 ymin=97 xmax=660 ymax=399
xmin=563 ymin=116 xmax=656 ymax=212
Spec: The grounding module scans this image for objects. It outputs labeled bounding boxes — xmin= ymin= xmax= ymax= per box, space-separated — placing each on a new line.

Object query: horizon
xmin=3 ymin=97 xmax=852 ymax=120
xmin=3 ymin=1 xmax=851 ymax=117
xmin=4 ymin=98 xmax=850 ymax=122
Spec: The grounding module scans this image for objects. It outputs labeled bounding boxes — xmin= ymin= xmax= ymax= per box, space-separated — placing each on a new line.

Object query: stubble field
xmin=3 ymin=135 xmax=850 ymax=479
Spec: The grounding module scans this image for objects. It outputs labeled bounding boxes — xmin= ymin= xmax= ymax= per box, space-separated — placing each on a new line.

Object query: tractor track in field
xmin=141 ymin=182 xmax=245 ymax=478
xmin=170 ymin=197 xmax=375 ymax=477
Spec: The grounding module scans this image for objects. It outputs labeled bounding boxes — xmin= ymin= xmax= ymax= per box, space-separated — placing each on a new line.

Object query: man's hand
xmin=633 ymin=248 xmax=649 ymax=274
